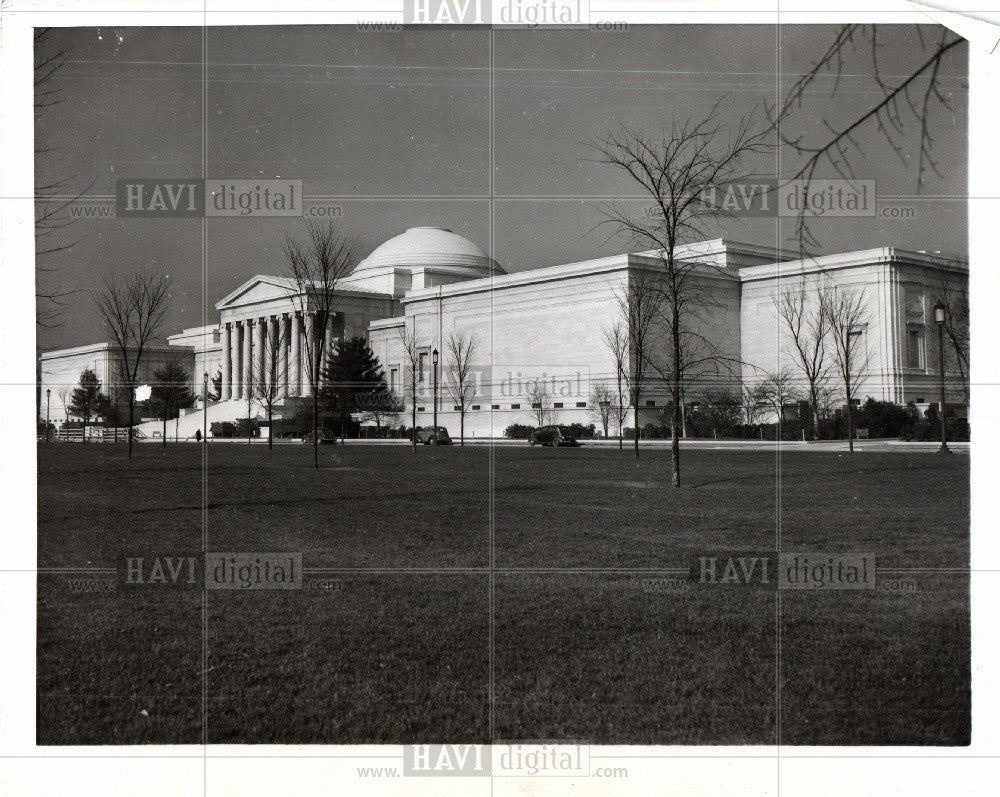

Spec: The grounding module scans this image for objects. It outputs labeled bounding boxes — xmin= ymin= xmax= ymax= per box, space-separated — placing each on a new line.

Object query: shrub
xmin=504 ymin=423 xmax=534 ymax=439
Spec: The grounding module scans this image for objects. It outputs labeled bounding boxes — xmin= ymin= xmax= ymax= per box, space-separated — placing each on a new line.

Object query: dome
xmin=350 ymin=227 xmax=504 ymax=278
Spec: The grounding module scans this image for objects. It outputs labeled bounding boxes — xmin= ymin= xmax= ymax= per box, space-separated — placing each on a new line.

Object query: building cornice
xmin=738 ymin=247 xmax=968 ymax=283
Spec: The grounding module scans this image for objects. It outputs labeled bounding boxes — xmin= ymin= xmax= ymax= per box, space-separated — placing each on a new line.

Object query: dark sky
xmin=35 ymin=24 xmax=968 ymax=350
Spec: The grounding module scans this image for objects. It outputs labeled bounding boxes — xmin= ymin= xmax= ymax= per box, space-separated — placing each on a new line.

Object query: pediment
xmin=215 ymin=275 xmax=298 ymax=310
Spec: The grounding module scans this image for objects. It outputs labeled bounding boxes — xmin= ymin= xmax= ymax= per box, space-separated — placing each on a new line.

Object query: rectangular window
xmin=453 ymin=405 xmax=461 ymax=411
xmin=491 ymin=404 xmax=500 ymax=410
xmin=906 ymin=327 xmax=925 ymax=369
xmin=418 ymin=352 xmax=428 ymax=386
xmin=511 ymin=403 xmax=521 ymax=410
xmin=472 ymin=405 xmax=481 ymax=411
xmin=553 ymin=402 xmax=564 ymax=409
xmin=645 ymin=400 xmax=656 ymax=407
xmin=904 ymin=287 xmax=925 ymax=323
xmin=417 ymin=406 xmax=425 ymax=412
xmin=576 ymin=401 xmax=586 ymax=408
xmin=531 ymin=402 xmax=541 ymax=409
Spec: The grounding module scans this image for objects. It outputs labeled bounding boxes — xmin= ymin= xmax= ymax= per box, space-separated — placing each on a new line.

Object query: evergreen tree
xmin=68 ymin=369 xmax=108 ymax=443
xmin=151 ymin=359 xmax=196 ymax=446
xmin=320 ymin=337 xmax=387 ymax=438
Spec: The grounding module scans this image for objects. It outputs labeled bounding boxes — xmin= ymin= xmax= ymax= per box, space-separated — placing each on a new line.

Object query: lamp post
xmin=46 ymin=388 xmax=51 ymax=443
xmin=432 ymin=348 xmax=439 ymax=444
xmin=934 ymin=303 xmax=950 ymax=454
xmin=203 ymin=371 xmax=209 ymax=445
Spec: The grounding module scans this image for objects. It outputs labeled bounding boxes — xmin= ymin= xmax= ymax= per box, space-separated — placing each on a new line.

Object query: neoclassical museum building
xmin=39 ymin=226 xmax=969 ymax=439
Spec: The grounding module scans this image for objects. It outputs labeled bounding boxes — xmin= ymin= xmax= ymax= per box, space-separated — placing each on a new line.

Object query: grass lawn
xmin=37 ymin=442 xmax=969 ymax=745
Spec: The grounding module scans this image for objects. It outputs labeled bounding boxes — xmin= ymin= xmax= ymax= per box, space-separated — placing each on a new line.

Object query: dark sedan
xmin=415 ymin=426 xmax=453 ymax=445
xmin=527 ymin=425 xmax=581 ymax=447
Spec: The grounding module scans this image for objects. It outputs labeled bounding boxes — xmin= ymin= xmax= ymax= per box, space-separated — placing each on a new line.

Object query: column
xmin=290 ymin=313 xmax=301 ymax=397
xmin=233 ymin=322 xmax=244 ymax=400
xmin=279 ymin=314 xmax=290 ymax=398
xmin=222 ymin=323 xmax=232 ymax=400
xmin=242 ymin=319 xmax=253 ymax=400
xmin=267 ymin=315 xmax=279 ymax=394
xmin=303 ymin=313 xmax=315 ymax=396
xmin=255 ymin=318 xmax=266 ymax=395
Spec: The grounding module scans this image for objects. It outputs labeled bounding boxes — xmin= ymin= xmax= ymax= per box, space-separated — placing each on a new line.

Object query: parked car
xmin=302 ymin=429 xmax=337 ymax=444
xmin=415 ymin=426 xmax=453 ymax=445
xmin=528 ymin=425 xmax=581 ymax=447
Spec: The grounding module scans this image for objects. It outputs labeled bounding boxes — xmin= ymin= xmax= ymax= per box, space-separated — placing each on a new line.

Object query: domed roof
xmin=350 ymin=227 xmax=504 ymax=277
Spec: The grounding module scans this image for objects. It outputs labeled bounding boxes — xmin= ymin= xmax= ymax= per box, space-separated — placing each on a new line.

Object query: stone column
xmin=233 ymin=322 xmax=244 ymax=400
xmin=253 ymin=317 xmax=267 ymax=394
xmin=242 ymin=319 xmax=253 ymax=400
xmin=279 ymin=314 xmax=290 ymax=398
xmin=222 ymin=323 xmax=232 ymax=400
xmin=290 ymin=313 xmax=301 ymax=397
xmin=267 ymin=315 xmax=279 ymax=395
xmin=302 ymin=313 xmax=315 ymax=397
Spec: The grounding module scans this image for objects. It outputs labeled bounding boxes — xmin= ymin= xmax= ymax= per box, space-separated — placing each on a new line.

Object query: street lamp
xmin=933 ymin=302 xmax=950 ymax=454
xmin=46 ymin=388 xmax=51 ymax=443
xmin=432 ymin=348 xmax=439 ymax=444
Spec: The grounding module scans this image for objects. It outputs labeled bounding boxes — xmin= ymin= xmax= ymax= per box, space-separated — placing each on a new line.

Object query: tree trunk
xmin=846 ymin=398 xmax=855 ymax=452
xmin=312 ymin=391 xmax=319 ymax=469
xmin=810 ymin=386 xmax=821 ymax=441
xmin=633 ymin=402 xmax=640 ymax=459
xmin=268 ymin=405 xmax=273 ymax=449
xmin=162 ymin=412 xmax=167 ymax=447
xmin=83 ymin=413 xmax=88 ymax=444
xmin=671 ymin=310 xmax=682 ymax=487
xmin=411 ymin=383 xmax=417 ymax=452
xmin=127 ymin=397 xmax=135 ymax=460
xmin=460 ymin=411 xmax=465 ymax=446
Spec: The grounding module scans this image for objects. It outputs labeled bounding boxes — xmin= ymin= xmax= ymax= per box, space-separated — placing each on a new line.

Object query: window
xmin=453 ymin=405 xmax=461 ymax=411
xmin=904 ymin=287 xmax=925 ymax=323
xmin=417 ymin=406 xmax=425 ymax=412
xmin=389 ymin=367 xmax=399 ymax=394
xmin=576 ymin=401 xmax=586 ymax=408
xmin=510 ymin=403 xmax=521 ymax=410
xmin=645 ymin=400 xmax=656 ymax=407
xmin=553 ymin=402 xmax=564 ymax=409
xmin=906 ymin=327 xmax=925 ymax=369
xmin=531 ymin=402 xmax=541 ymax=409
xmin=491 ymin=404 xmax=500 ymax=410
xmin=472 ymin=405 xmax=481 ymax=411
xmin=418 ymin=352 xmax=428 ymax=386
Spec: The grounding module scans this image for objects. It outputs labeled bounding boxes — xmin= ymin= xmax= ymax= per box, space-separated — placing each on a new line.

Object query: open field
xmin=37 ymin=443 xmax=969 ymax=745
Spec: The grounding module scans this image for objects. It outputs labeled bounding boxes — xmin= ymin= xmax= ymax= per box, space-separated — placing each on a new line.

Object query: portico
xmin=212 ymin=275 xmax=398 ymax=403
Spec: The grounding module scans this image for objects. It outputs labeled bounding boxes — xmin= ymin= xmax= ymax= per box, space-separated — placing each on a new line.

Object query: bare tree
xmin=769 ymin=26 xmax=964 ymax=253
xmin=527 ymin=381 xmax=554 ymax=427
xmin=589 ymin=382 xmax=617 ymax=438
xmin=250 ymin=321 xmax=288 ymax=450
xmin=602 ymin=320 xmax=630 ymax=450
xmin=824 ymin=287 xmax=870 ymax=452
xmin=611 ymin=270 xmax=664 ymax=459
xmin=595 ymin=103 xmax=768 ymax=483
xmin=740 ymin=380 xmax=771 ymax=427
xmin=93 ymin=272 xmax=171 ymax=459
xmin=445 ymin=331 xmax=479 ymax=446
xmin=35 ymin=28 xmax=92 ymax=329
xmin=398 ymin=327 xmax=424 ymax=451
xmin=284 ymin=221 xmax=355 ymax=468
xmin=776 ymin=283 xmax=832 ymax=438
xmin=760 ymin=368 xmax=798 ymax=434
